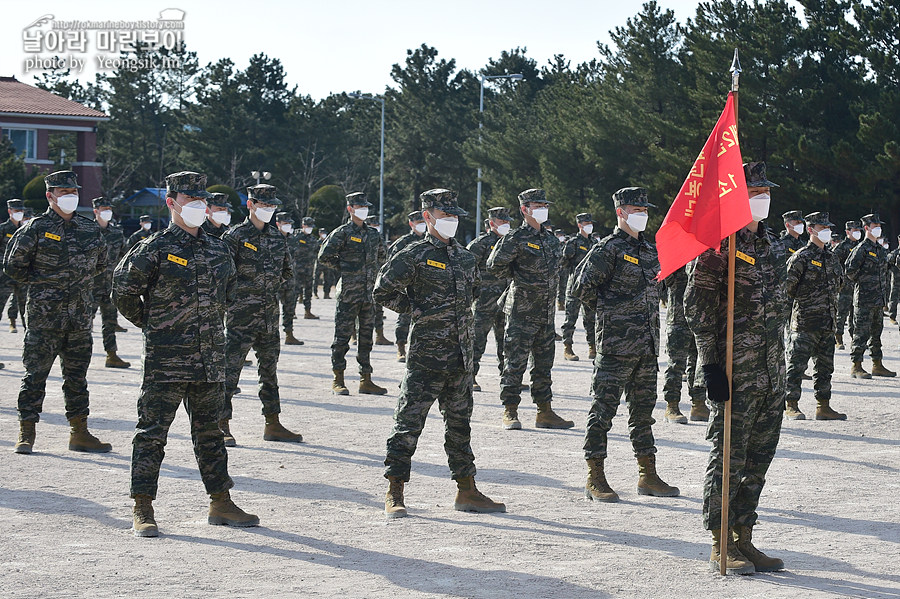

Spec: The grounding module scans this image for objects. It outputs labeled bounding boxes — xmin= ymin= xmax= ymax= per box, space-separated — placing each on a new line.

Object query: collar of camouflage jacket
xmin=612 ymin=226 xmax=643 ymax=246
xmin=425 ymin=231 xmax=452 ymax=249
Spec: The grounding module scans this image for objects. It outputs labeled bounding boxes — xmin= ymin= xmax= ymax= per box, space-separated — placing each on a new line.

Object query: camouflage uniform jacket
xmin=295 ymin=230 xmax=318 ymax=276
xmin=563 ymin=233 xmax=594 ymax=293
xmin=779 ymin=230 xmax=805 ymax=258
xmin=784 ymin=241 xmax=842 ymax=331
xmin=832 ymin=237 xmax=857 ymax=272
xmin=0 ymin=219 xmax=19 ymax=284
xmin=388 ymin=231 xmax=420 ymax=259
xmin=572 ymin=227 xmax=660 ymax=356
xmin=113 ymin=224 xmax=235 ymax=382
xmin=127 ymin=228 xmax=152 ymax=250
xmin=684 ymin=223 xmax=787 ymax=392
xmin=317 ymin=220 xmax=381 ymax=304
xmin=845 ymin=237 xmax=888 ymax=309
xmin=201 ymin=220 xmax=227 ymax=239
xmin=467 ymin=230 xmax=509 ymax=313
xmin=663 ymin=266 xmax=689 ymax=329
xmin=374 ymin=233 xmax=479 ymax=372
xmin=283 ymin=230 xmax=305 ymax=284
xmin=222 ymin=218 xmax=293 ymax=332
xmin=3 ymin=209 xmax=107 ymax=331
xmin=486 ymin=223 xmax=561 ymax=324
xmin=96 ymin=223 xmax=126 ymax=287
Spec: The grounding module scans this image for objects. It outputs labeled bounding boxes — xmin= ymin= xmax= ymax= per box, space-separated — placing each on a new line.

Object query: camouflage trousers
xmin=703 ymin=388 xmax=783 ymax=530
xmin=17 ymin=328 xmax=92 ymax=423
xmin=500 ymin=316 xmax=555 ymax=406
xmin=561 ymin=296 xmax=595 ymax=346
xmin=384 ymin=367 xmax=476 ymax=482
xmin=889 ymin=275 xmax=900 ymax=320
xmin=785 ymin=326 xmax=835 ymax=403
xmin=557 ymin=269 xmax=568 ymax=305
xmin=835 ymin=287 xmax=854 ymax=337
xmin=850 ymin=306 xmax=884 ymax=361
xmin=374 ymin=303 xmax=385 ymax=331
xmin=332 ymin=300 xmax=374 ymax=374
xmin=130 ymin=381 xmax=234 ymax=499
xmin=91 ymin=288 xmax=119 ymax=353
xmin=584 ymin=354 xmax=658 ymax=460
xmin=298 ymin=270 xmax=314 ymax=310
xmin=395 ymin=312 xmax=412 ymax=345
xmin=223 ymin=326 xmax=282 ymax=419
xmin=0 ymin=279 xmax=26 ymax=324
xmin=279 ymin=283 xmax=300 ymax=333
xmin=315 ymin=264 xmax=337 ymax=296
xmin=472 ymin=306 xmax=505 ymax=378
xmin=662 ymin=323 xmax=704 ymax=404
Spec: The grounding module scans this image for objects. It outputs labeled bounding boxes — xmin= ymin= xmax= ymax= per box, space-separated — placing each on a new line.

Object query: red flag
xmin=656 ymin=92 xmax=751 ymax=280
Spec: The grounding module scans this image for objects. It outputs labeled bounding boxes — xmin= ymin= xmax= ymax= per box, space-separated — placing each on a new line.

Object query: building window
xmin=4 ymin=129 xmax=37 ymax=160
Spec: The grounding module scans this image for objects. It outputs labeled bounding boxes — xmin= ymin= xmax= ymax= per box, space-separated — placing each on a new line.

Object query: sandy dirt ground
xmin=0 ymin=298 xmax=898 ymax=599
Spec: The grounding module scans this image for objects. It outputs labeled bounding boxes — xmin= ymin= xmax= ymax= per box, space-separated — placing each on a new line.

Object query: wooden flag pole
xmin=719 ymin=48 xmax=741 ymax=576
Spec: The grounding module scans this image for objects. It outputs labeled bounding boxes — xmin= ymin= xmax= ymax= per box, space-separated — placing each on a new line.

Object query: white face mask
xmin=142 ymin=222 xmax=152 ymax=230
xmin=302 ymin=226 xmax=313 ymax=235
xmin=530 ymin=207 xmax=549 ymax=225
xmin=850 ymin=230 xmax=861 ymax=240
xmin=748 ymin=193 xmax=770 ymax=221
xmin=211 ymin=211 xmax=231 ymax=226
xmin=816 ymin=228 xmax=832 ymax=243
xmin=414 ymin=222 xmax=427 ymax=234
xmin=870 ymin=226 xmax=882 ymax=238
xmin=496 ymin=223 xmax=511 ymax=236
xmin=625 ymin=212 xmax=649 ymax=233
xmin=353 ymin=207 xmax=369 ymax=221
xmin=55 ymin=193 xmax=79 ymax=214
xmin=254 ymin=205 xmax=276 ymax=223
xmin=793 ymin=223 xmax=805 ymax=235
xmin=433 ymin=216 xmax=459 ymax=239
xmin=178 ymin=200 xmax=208 ymax=228
xmin=98 ymin=209 xmax=113 ymax=223
xmin=582 ymin=223 xmax=593 ymax=235
xmin=279 ymin=223 xmax=293 ymax=234
xmin=10 ymin=211 xmax=23 ymax=223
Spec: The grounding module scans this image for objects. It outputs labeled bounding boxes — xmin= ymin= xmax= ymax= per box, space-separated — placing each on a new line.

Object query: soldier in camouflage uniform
xmin=90 ymin=197 xmax=131 ymax=369
xmin=555 ymin=228 xmax=568 ymax=311
xmin=662 ymin=265 xmax=708 ymax=424
xmin=388 ymin=211 xmax=425 ymax=361
xmin=0 ymin=198 xmax=28 ymax=334
xmin=887 ymin=235 xmax=900 ymax=325
xmin=783 ymin=212 xmax=846 ymax=421
xmin=201 ymin=192 xmax=233 ymax=239
xmin=487 ymin=188 xmax=572 ymax=430
xmin=833 ymin=220 xmax=861 ymax=349
xmin=221 ymin=184 xmax=302 ymax=446
xmin=114 ymin=170 xmax=258 ymax=537
xmin=318 ymin=192 xmax=388 ymax=396
xmin=297 ymin=216 xmax=319 ymax=320
xmin=573 ymin=187 xmax=678 ymax=503
xmin=4 ymin=171 xmax=112 ymax=455
xmin=127 ymin=215 xmax=154 ymax=250
xmin=684 ymin=161 xmax=787 ymax=575
xmin=562 ymin=212 xmax=597 ymax=362
xmin=779 ymin=211 xmax=806 ymax=258
xmin=467 ymin=207 xmax=512 ymax=392
xmin=375 ymin=188 xmax=505 ymax=518
xmin=365 ymin=214 xmax=393 ymax=346
xmin=275 ymin=212 xmax=304 ymax=346
xmin=314 ymin=229 xmax=337 ymax=299
xmin=846 ymin=213 xmax=895 ymax=379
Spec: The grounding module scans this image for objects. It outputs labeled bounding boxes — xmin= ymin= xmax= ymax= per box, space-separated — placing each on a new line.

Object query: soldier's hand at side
xmin=702 ymin=364 xmax=730 ymax=404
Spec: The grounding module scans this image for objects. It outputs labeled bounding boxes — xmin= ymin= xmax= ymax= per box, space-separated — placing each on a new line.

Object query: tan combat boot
xmin=332 ymin=369 xmax=349 ymax=395
xmin=453 ymin=477 xmax=505 ymax=513
xmin=374 ymin=328 xmax=393 ymax=346
xmin=9 ymin=317 xmax=17 ymax=333
xmin=208 ymin=491 xmax=259 ymax=527
xmin=585 ymin=457 xmax=619 ymax=502
xmin=587 ymin=344 xmax=596 ymax=360
xmin=359 ymin=373 xmax=388 ymax=395
xmin=690 ymin=397 xmax=710 ymax=422
xmin=219 ymin=419 xmax=236 ymax=447
xmin=664 ymin=401 xmax=688 ymax=424
xmin=472 ymin=379 xmax=481 ymax=392
xmin=14 ymin=421 xmax=35 ymax=454
xmin=396 ymin=342 xmax=406 ymax=363
xmin=105 ymin=351 xmax=131 ymax=368
xmin=710 ymin=529 xmax=755 ymax=575
xmin=502 ymin=406 xmax=522 ymax=430
xmin=784 ymin=399 xmax=806 ymax=420
xmin=557 ymin=300 xmax=565 ymax=311
xmin=68 ymin=415 xmax=112 ymax=453
xmin=636 ymin=455 xmax=679 ymax=497
xmin=815 ymin=399 xmax=847 ymax=421
xmin=835 ymin=333 xmax=844 ymax=350
xmin=871 ymin=359 xmax=897 ymax=377
xmin=850 ymin=360 xmax=872 ymax=379
xmin=563 ymin=342 xmax=579 ymax=361
xmin=263 ymin=413 xmax=303 ymax=443
xmin=284 ymin=331 xmax=303 ymax=345
xmin=535 ymin=402 xmax=574 ymax=429
xmin=303 ymin=308 xmax=319 ymax=320
xmin=132 ymin=495 xmax=159 ymax=537
xmin=734 ymin=525 xmax=784 ymax=572
xmin=385 ymin=476 xmax=408 ymax=519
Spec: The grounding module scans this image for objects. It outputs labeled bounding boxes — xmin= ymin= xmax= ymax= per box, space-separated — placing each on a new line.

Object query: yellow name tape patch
xmin=426 ymin=259 xmax=446 ymax=270
xmin=736 ymin=251 xmax=756 ymax=265
xmin=6 ymin=233 xmax=12 ymax=238
xmin=243 ymin=241 xmax=257 ymax=252
xmin=869 ymin=251 xmax=877 ymax=257
xmin=44 ymin=232 xmax=61 ymax=241
xmin=624 ymin=254 xmax=639 ymax=265
xmin=350 ymin=236 xmax=362 ymax=243
xmin=299 ymin=239 xmax=307 ymax=244
xmin=167 ymin=254 xmax=188 ymax=266
xmin=811 ymin=260 xmax=822 ymax=267
xmin=579 ymin=245 xmax=588 ymax=251
xmin=527 ymin=242 xmax=540 ymax=250
xmin=788 ymin=248 xmax=796 ymax=254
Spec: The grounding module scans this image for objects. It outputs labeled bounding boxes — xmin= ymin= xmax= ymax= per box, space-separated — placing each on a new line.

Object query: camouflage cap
xmin=345 ymin=192 xmax=373 ymax=207
xmin=207 ymin=192 xmax=230 ymax=208
xmin=139 ymin=214 xmax=152 ymax=222
xmin=803 ymin=211 xmax=834 ymax=227
xmin=247 ymin=184 xmax=282 ymax=206
xmin=554 ymin=228 xmax=564 ymax=235
xmin=7 ymin=199 xmax=25 ymax=210
xmin=44 ymin=170 xmax=81 ymax=190
xmin=302 ymin=216 xmax=315 ymax=227
xmin=487 ymin=206 xmax=512 ymax=221
xmin=845 ymin=220 xmax=861 ymax=230
xmin=365 ymin=215 xmax=380 ymax=226
xmin=91 ymin=197 xmax=112 ymax=209
xmin=420 ymin=188 xmax=467 ymax=217
xmin=861 ymin=213 xmax=882 ymax=226
xmin=612 ymin=187 xmax=656 ymax=208
xmin=518 ymin=188 xmax=552 ymax=205
xmin=165 ymin=171 xmax=210 ymax=198
xmin=407 ymin=210 xmax=423 ymax=222
xmin=576 ymin=212 xmax=593 ymax=223
xmin=22 ymin=207 xmax=33 ymax=218
xmin=831 ymin=231 xmax=842 ymax=242
xmin=275 ymin=211 xmax=293 ymax=223
xmin=782 ymin=210 xmax=804 ymax=222
xmin=743 ymin=161 xmax=779 ymax=188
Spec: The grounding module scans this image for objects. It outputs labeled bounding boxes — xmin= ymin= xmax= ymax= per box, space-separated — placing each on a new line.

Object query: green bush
xmin=22 ymin=173 xmax=49 ymax=212
xmin=308 ymin=185 xmax=346 ymax=233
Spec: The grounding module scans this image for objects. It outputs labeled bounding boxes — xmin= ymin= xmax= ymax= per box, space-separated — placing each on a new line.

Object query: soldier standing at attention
xmin=275 ymin=212 xmax=304 ymax=346
xmin=365 ymin=214 xmax=393 ymax=347
xmin=5 ymin=170 xmax=111 ymax=454
xmin=684 ymin=161 xmax=787 ymax=575
xmin=314 ymin=229 xmax=337 ymax=299
xmin=832 ymin=220 xmax=861 ymax=349
xmin=201 ymin=192 xmax=233 ymax=239
xmin=318 ymin=192 xmax=388 ymax=396
xmin=573 ymin=187 xmax=678 ymax=503
xmin=375 ymin=188 xmax=505 ymax=518
xmin=127 ymin=214 xmax=154 ymax=249
xmin=388 ymin=211 xmax=426 ymax=362
xmin=783 ymin=212 xmax=846 ymax=421
xmin=487 ymin=188 xmax=572 ymax=430
xmin=114 ymin=170 xmax=258 ymax=537
xmin=662 ymin=265 xmax=708 ymax=423
xmin=91 ymin=197 xmax=131 ymax=368
xmin=779 ymin=211 xmax=806 ymax=257
xmin=846 ymin=213 xmax=895 ymax=379
xmin=220 ymin=184 xmax=303 ymax=446
xmin=1 ymin=198 xmax=28 ymax=334
xmin=561 ymin=212 xmax=597 ymax=362
xmin=297 ymin=217 xmax=319 ymax=321
xmin=467 ymin=207 xmax=512 ymax=392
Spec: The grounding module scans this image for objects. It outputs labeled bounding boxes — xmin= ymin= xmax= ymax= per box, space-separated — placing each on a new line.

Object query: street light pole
xmin=475 ymin=73 xmax=523 ymax=237
xmin=348 ymin=92 xmax=386 ymax=238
